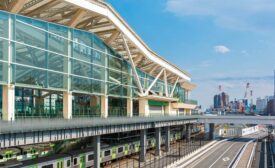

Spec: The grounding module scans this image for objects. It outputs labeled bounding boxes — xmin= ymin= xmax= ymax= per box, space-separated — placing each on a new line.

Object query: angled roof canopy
xmin=0 ymin=0 xmax=195 ymax=89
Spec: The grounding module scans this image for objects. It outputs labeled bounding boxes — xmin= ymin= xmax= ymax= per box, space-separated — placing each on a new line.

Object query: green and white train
xmin=2 ymin=128 xmax=201 ymax=168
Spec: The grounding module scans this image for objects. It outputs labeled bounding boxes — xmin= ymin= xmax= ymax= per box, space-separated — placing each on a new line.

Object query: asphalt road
xmin=182 ymin=139 xmax=247 ymax=168
xmin=180 ymin=131 xmax=268 ymax=168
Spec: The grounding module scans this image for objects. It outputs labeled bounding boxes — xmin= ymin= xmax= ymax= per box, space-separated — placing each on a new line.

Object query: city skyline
xmin=107 ymin=0 xmax=275 ymax=109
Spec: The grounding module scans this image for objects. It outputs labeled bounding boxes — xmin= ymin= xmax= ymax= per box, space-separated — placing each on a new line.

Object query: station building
xmin=0 ymin=0 xmax=197 ymax=121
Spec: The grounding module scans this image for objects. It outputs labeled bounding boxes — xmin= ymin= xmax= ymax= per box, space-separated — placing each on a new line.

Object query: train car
xmin=2 ymin=129 xmax=189 ymax=167
xmin=68 ymin=148 xmax=94 ymax=168
xmin=0 ymin=148 xmax=21 ymax=163
xmin=12 ymin=154 xmax=71 ymax=168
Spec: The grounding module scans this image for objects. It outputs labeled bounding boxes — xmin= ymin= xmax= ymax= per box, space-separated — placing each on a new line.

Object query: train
xmin=0 ymin=127 xmax=202 ymax=168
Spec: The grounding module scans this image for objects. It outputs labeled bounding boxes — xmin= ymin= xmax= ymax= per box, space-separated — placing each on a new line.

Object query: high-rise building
xmin=213 ymin=92 xmax=229 ymax=110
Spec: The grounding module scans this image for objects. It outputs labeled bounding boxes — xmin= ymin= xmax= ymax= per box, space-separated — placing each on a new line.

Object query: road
xmin=180 ymin=139 xmax=247 ymax=168
xmin=178 ymin=130 xmax=268 ymax=168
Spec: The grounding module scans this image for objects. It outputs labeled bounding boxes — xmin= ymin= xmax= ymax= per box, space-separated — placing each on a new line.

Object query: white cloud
xmin=166 ymin=0 xmax=275 ymax=31
xmin=214 ymin=45 xmax=230 ymax=54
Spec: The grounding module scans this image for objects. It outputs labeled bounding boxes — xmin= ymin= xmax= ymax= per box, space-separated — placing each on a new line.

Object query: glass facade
xmin=72 ymin=94 xmax=101 ymax=117
xmin=15 ymin=87 xmax=63 ymax=118
xmin=0 ymin=10 xmax=188 ymax=118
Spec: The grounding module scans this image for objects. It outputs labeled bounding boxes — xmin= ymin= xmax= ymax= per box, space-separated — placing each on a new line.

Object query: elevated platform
xmin=0 ymin=116 xmax=197 ymax=148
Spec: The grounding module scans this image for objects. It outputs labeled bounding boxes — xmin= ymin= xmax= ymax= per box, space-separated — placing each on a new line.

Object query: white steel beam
xmin=164 ymin=69 xmax=169 ymax=97
xmin=169 ymin=76 xmax=180 ymax=97
xmin=144 ymin=68 xmax=165 ymax=96
xmin=64 ymin=0 xmax=191 ymax=81
xmin=122 ymin=35 xmax=144 ymax=95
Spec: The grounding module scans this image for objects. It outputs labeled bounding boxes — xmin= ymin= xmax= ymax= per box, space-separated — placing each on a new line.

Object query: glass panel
xmin=93 ymin=50 xmax=105 ymax=66
xmin=0 ymin=12 xmax=9 ymax=38
xmin=48 ymin=33 xmax=68 ymax=55
xmin=0 ymin=86 xmax=2 ymax=119
xmin=72 ymin=42 xmax=93 ymax=62
xmin=108 ymin=70 xmax=121 ymax=84
xmin=15 ymin=18 xmax=46 ymax=49
xmin=14 ymin=65 xmax=47 ymax=87
xmin=93 ymin=80 xmax=104 ymax=94
xmin=108 ymin=55 xmax=121 ymax=70
xmin=14 ymin=87 xmax=63 ymax=118
xmin=93 ymin=65 xmax=105 ymax=80
xmin=93 ymin=35 xmax=105 ymax=52
xmin=108 ymin=83 xmax=121 ymax=96
xmin=71 ymin=76 xmax=92 ymax=93
xmin=48 ymin=72 xmax=65 ymax=89
xmin=0 ymin=38 xmax=8 ymax=61
xmin=48 ymin=53 xmax=66 ymax=72
xmin=122 ymin=73 xmax=130 ymax=85
xmin=108 ymin=97 xmax=127 ymax=117
xmin=48 ymin=23 xmax=68 ymax=38
xmin=15 ymin=43 xmax=46 ymax=68
xmin=73 ymin=29 xmax=93 ymax=48
xmin=121 ymin=85 xmax=129 ymax=97
xmin=0 ymin=62 xmax=3 ymax=82
xmin=72 ymin=94 xmax=101 ymax=117
xmin=71 ymin=59 xmax=92 ymax=78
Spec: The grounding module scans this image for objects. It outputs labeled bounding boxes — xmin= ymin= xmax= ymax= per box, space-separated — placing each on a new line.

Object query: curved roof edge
xmin=65 ymin=0 xmax=191 ymax=81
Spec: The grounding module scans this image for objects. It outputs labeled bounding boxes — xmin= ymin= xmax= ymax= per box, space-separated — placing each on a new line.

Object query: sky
xmin=106 ymin=0 xmax=275 ymax=109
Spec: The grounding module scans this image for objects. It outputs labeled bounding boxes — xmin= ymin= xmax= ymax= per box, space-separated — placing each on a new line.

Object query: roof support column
xmin=155 ymin=127 xmax=162 ymax=156
xmin=122 ymin=35 xmax=144 ymax=95
xmin=2 ymin=85 xmax=15 ymax=121
xmin=139 ymin=98 xmax=149 ymax=117
xmin=127 ymin=98 xmax=133 ymax=117
xmin=140 ymin=129 xmax=147 ymax=162
xmin=165 ymin=126 xmax=170 ymax=152
xmin=93 ymin=135 xmax=101 ymax=168
xmin=101 ymin=96 xmax=108 ymax=118
xmin=209 ymin=123 xmax=215 ymax=140
xmin=63 ymin=92 xmax=72 ymax=119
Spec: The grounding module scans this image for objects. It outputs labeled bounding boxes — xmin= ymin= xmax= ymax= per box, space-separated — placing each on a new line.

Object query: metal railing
xmin=0 ymin=116 xmax=199 ymax=134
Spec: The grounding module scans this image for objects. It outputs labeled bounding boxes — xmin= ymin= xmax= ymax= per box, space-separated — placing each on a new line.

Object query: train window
xmin=118 ymin=147 xmax=123 ymax=153
xmin=130 ymin=144 xmax=135 ymax=149
xmin=104 ymin=150 xmax=111 ymax=156
xmin=67 ymin=160 xmax=71 ymax=167
xmin=42 ymin=164 xmax=53 ymax=168
xmin=88 ymin=154 xmax=93 ymax=161
xmin=0 ymin=155 xmax=3 ymax=159
xmin=74 ymin=158 xmax=78 ymax=165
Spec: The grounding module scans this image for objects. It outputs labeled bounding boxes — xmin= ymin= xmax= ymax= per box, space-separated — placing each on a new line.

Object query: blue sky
xmin=107 ymin=0 xmax=275 ymax=109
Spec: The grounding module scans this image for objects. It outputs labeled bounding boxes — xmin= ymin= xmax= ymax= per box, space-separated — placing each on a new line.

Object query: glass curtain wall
xmin=72 ymin=94 xmax=101 ymax=117
xmin=0 ymin=86 xmax=2 ymax=119
xmin=0 ymin=10 xmax=187 ymax=118
xmin=108 ymin=97 xmax=127 ymax=117
xmin=15 ymin=87 xmax=63 ymax=118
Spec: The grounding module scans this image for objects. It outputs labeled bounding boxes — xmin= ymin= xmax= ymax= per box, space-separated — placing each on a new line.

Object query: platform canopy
xmin=0 ymin=0 xmax=194 ymax=88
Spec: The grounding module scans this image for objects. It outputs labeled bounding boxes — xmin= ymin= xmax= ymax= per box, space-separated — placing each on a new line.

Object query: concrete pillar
xmin=93 ymin=135 xmax=100 ymax=168
xmin=164 ymin=102 xmax=171 ymax=116
xmin=155 ymin=127 xmax=161 ymax=156
xmin=101 ymin=96 xmax=108 ymax=118
xmin=2 ymin=85 xmax=15 ymax=121
xmin=140 ymin=129 xmax=147 ymax=162
xmin=63 ymin=92 xmax=72 ymax=119
xmin=186 ymin=124 xmax=191 ymax=142
xmin=209 ymin=123 xmax=215 ymax=140
xmin=139 ymin=98 xmax=149 ymax=117
xmin=127 ymin=98 xmax=133 ymax=117
xmin=165 ymin=126 xmax=170 ymax=152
